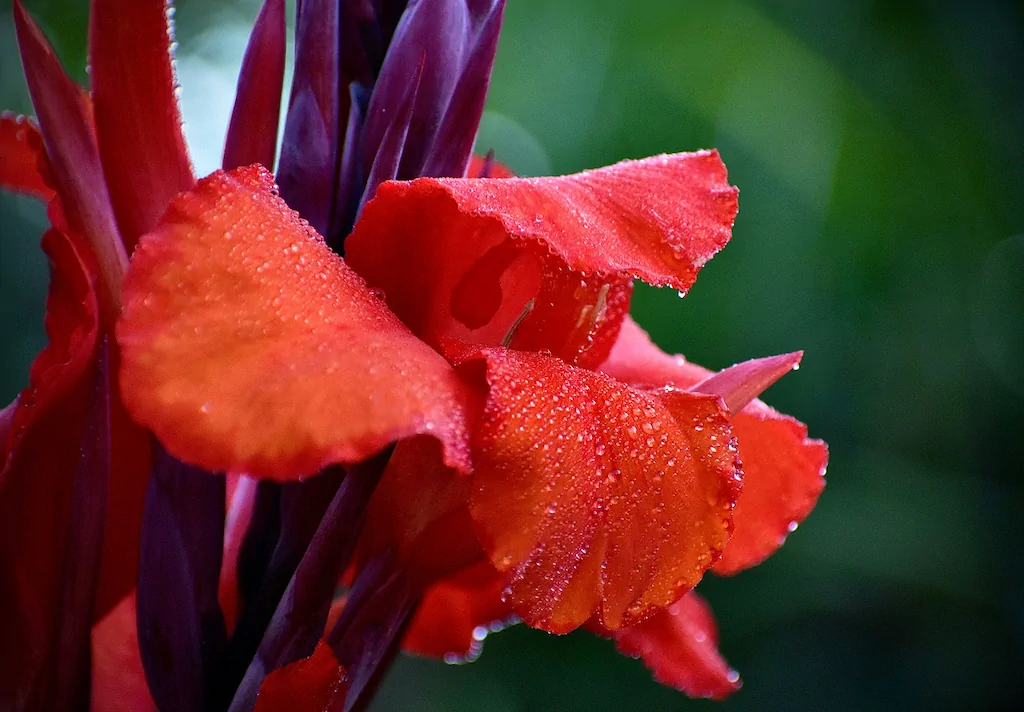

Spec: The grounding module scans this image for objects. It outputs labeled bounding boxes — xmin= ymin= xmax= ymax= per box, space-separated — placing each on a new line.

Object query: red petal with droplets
xmin=89 ymin=0 xmax=195 ymax=249
xmin=0 ymin=113 xmax=54 ymax=200
xmin=403 ymin=560 xmax=512 ymax=661
xmin=91 ymin=593 xmax=158 ymax=712
xmin=0 ymin=228 xmax=98 ymax=706
xmin=223 ymin=0 xmax=286 ymax=171
xmin=601 ymin=318 xmax=828 ymax=574
xmin=610 ymin=591 xmax=741 ymax=700
xmin=346 ymin=151 xmax=736 ymax=364
xmin=117 ymin=165 xmax=473 ymax=480
xmin=253 ymin=641 xmax=349 ymax=712
xmin=466 ymin=348 xmax=740 ymax=632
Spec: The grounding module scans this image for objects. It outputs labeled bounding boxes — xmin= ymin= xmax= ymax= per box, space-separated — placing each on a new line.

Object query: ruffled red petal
xmin=253 ymin=641 xmax=349 ymax=712
xmin=610 ymin=591 xmax=741 ymax=700
xmin=466 ymin=348 xmax=740 ymax=633
xmin=0 ymin=228 xmax=99 ymax=704
xmin=402 ymin=560 xmax=512 ymax=661
xmin=118 ymin=165 xmax=473 ymax=480
xmin=0 ymin=113 xmax=54 ymax=201
xmin=89 ymin=0 xmax=195 ymax=249
xmin=346 ymin=151 xmax=736 ymax=366
xmin=601 ymin=318 xmax=828 ymax=574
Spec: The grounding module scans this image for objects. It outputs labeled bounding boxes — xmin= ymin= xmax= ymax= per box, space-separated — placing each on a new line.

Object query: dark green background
xmin=1 ymin=1 xmax=1021 ymax=710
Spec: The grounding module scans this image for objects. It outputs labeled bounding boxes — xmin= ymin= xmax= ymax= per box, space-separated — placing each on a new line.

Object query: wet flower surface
xmin=0 ymin=0 xmax=826 ymax=709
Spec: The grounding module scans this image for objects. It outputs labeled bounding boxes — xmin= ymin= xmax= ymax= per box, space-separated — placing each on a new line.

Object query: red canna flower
xmin=0 ymin=0 xmax=827 ymax=709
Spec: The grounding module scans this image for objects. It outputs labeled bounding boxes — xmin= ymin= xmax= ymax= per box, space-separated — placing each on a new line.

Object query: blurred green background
xmin=1 ymin=0 xmax=1022 ymax=710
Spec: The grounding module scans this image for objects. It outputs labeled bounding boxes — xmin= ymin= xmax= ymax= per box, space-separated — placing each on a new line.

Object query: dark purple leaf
xmin=216 ymin=471 xmax=343 ymax=708
xmin=357 ymin=58 xmax=422 ymax=215
xmin=227 ymin=454 xmax=390 ymax=712
xmin=277 ymin=0 xmax=340 ymax=234
xmin=35 ymin=337 xmax=111 ymax=711
xmin=223 ymin=0 xmax=287 ymax=171
xmin=328 ymin=83 xmax=369 ymax=246
xmin=136 ymin=448 xmax=226 ymax=712
xmin=421 ymin=0 xmax=504 ymax=177
xmin=327 ymin=551 xmax=416 ymax=712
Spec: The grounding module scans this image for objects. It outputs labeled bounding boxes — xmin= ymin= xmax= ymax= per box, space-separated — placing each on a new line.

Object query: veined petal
xmin=608 ymin=591 xmax=741 ymax=700
xmin=601 ymin=318 xmax=828 ymax=574
xmin=346 ymin=151 xmax=735 ymax=363
xmin=466 ymin=348 xmax=740 ymax=632
xmin=117 ymin=165 xmax=473 ymax=480
xmin=89 ymin=0 xmax=195 ymax=249
xmin=402 ymin=560 xmax=512 ymax=661
xmin=0 ymin=113 xmax=54 ymax=201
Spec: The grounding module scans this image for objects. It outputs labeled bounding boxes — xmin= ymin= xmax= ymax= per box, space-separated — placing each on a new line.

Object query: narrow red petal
xmin=467 ymin=349 xmax=740 ymax=633
xmin=117 ymin=165 xmax=473 ymax=480
xmin=13 ymin=1 xmax=126 ymax=312
xmin=690 ymin=351 xmax=804 ymax=414
xmin=253 ymin=641 xmax=349 ymax=712
xmin=0 ymin=228 xmax=99 ymax=707
xmin=346 ymin=151 xmax=736 ymax=362
xmin=223 ymin=0 xmax=286 ymax=171
xmin=611 ymin=591 xmax=741 ymax=700
xmin=467 ymin=152 xmax=515 ymax=179
xmin=89 ymin=0 xmax=195 ymax=249
xmin=0 ymin=113 xmax=54 ymax=200
xmin=601 ymin=318 xmax=828 ymax=574
xmin=91 ymin=593 xmax=158 ymax=712
xmin=402 ymin=560 xmax=513 ymax=661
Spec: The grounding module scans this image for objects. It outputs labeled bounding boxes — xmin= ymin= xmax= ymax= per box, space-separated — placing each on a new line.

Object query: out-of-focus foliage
xmin=1 ymin=0 xmax=1021 ymax=709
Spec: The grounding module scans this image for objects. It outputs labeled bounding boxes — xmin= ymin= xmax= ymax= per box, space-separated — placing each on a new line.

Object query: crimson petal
xmin=89 ymin=0 xmax=195 ymax=249
xmin=466 ymin=348 xmax=740 ymax=632
xmin=0 ymin=228 xmax=98 ymax=709
xmin=14 ymin=1 xmax=126 ymax=311
xmin=601 ymin=318 xmax=828 ymax=574
xmin=253 ymin=642 xmax=349 ymax=712
xmin=0 ymin=113 xmax=54 ymax=201
xmin=402 ymin=560 xmax=512 ymax=661
xmin=610 ymin=591 xmax=741 ymax=700
xmin=117 ymin=165 xmax=473 ymax=480
xmin=346 ymin=151 xmax=736 ymax=362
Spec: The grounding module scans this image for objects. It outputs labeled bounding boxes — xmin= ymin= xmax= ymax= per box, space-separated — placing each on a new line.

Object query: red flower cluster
xmin=0 ymin=0 xmax=827 ymax=709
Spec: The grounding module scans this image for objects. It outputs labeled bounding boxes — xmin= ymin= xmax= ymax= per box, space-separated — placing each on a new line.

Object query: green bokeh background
xmin=1 ymin=0 xmax=1022 ymax=710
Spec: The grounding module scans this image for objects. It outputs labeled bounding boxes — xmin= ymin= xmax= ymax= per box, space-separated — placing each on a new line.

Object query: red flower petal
xmin=117 ymin=165 xmax=473 ymax=480
xmin=91 ymin=593 xmax=158 ymax=712
xmin=359 ymin=436 xmax=481 ymax=588
xmin=467 ymin=152 xmax=515 ymax=179
xmin=0 ymin=228 xmax=99 ymax=705
xmin=223 ymin=0 xmax=287 ymax=171
xmin=346 ymin=151 xmax=737 ymax=363
xmin=253 ymin=641 xmax=349 ymax=712
xmin=14 ymin=1 xmax=127 ymax=311
xmin=611 ymin=591 xmax=741 ymax=700
xmin=403 ymin=560 xmax=512 ymax=661
xmin=601 ymin=318 xmax=828 ymax=574
xmin=467 ymin=348 xmax=740 ymax=633
xmin=89 ymin=0 xmax=195 ymax=249
xmin=0 ymin=113 xmax=54 ymax=201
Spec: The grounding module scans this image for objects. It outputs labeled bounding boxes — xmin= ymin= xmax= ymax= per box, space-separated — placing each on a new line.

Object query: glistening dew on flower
xmin=0 ymin=0 xmax=827 ymax=709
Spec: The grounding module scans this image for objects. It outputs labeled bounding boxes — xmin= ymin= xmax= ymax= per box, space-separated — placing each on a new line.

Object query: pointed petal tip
xmin=691 ymin=351 xmax=805 ymax=415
